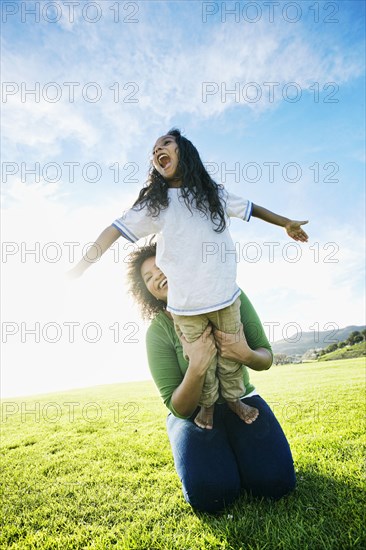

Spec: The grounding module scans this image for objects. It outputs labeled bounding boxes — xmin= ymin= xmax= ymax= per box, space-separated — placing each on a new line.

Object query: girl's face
xmin=140 ymin=256 xmax=168 ymax=302
xmin=152 ymin=135 xmax=181 ymax=186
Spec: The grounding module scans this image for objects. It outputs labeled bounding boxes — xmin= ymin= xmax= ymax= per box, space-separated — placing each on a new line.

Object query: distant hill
xmin=271 ymin=325 xmax=365 ymax=356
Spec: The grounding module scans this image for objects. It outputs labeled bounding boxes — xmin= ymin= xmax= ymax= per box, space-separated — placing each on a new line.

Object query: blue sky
xmin=1 ymin=0 xmax=365 ymax=397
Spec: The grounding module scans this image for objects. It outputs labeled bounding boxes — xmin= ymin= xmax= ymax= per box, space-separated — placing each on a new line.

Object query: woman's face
xmin=151 ymin=134 xmax=181 ymax=185
xmin=140 ymin=256 xmax=168 ymax=302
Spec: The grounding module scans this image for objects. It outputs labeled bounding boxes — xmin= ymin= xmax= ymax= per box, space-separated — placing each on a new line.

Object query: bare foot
xmin=227 ymin=399 xmax=259 ymax=424
xmin=194 ymin=405 xmax=215 ymax=429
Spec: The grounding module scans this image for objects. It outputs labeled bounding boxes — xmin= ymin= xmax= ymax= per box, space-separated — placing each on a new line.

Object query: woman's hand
xmin=171 ymin=325 xmax=217 ymax=417
xmin=178 ymin=325 xmax=217 ymax=376
xmin=213 ymin=324 xmax=251 ymax=364
xmin=213 ymin=324 xmax=273 ymax=371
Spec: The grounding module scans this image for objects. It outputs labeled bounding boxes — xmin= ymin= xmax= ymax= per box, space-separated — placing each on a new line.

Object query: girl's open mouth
xmin=158 ymin=154 xmax=171 ymax=170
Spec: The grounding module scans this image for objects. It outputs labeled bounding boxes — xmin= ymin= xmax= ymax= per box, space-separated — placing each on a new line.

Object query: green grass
xmin=318 ymin=341 xmax=366 ymax=361
xmin=1 ymin=359 xmax=365 ymax=549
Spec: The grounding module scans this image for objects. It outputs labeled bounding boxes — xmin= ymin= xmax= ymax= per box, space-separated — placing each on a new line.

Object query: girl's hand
xmin=178 ymin=325 xmax=217 ymax=375
xmin=66 ymin=265 xmax=85 ymax=280
xmin=213 ymin=324 xmax=252 ymax=364
xmin=66 ymin=259 xmax=90 ymax=280
xmin=285 ymin=220 xmax=309 ymax=242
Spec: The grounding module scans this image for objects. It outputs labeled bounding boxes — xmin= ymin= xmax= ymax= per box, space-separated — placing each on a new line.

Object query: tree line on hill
xmin=317 ymin=330 xmax=366 ymax=356
xmin=273 ymin=330 xmax=366 ymax=365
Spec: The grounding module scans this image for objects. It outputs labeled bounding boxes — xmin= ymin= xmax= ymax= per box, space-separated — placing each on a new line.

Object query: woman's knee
xmin=248 ymin=468 xmax=297 ymax=500
xmin=274 ymin=468 xmax=297 ymax=499
xmin=166 ymin=410 xmax=242 ymax=512
xmin=182 ymin=477 xmax=240 ymax=513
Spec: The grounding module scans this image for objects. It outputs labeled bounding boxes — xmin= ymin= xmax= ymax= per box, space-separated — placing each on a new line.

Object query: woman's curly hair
xmin=126 ymin=241 xmax=167 ymax=321
xmin=132 ymin=128 xmax=227 ymax=233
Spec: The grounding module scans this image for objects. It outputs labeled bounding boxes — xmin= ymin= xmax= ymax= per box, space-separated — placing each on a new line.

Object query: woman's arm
xmin=146 ymin=321 xmax=216 ymax=418
xmin=214 ymin=324 xmax=272 ymax=371
xmin=213 ymin=290 xmax=273 ymax=371
xmin=171 ymin=326 xmax=217 ymax=417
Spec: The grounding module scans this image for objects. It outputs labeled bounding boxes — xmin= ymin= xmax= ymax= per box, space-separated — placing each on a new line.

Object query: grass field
xmin=1 ymin=359 xmax=365 ymax=550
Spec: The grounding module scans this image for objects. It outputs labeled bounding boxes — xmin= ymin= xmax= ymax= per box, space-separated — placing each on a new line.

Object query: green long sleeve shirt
xmin=146 ymin=290 xmax=273 ymax=418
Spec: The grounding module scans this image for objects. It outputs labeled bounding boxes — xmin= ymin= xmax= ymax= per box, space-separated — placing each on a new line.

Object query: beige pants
xmin=172 ymin=297 xmax=244 ymax=407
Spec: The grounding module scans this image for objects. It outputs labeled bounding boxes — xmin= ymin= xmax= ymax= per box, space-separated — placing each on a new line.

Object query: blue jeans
xmin=166 ymin=395 xmax=296 ymax=513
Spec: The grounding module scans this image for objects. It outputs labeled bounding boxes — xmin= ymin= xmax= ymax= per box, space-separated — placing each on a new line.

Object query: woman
xmin=127 ymin=242 xmax=296 ymax=513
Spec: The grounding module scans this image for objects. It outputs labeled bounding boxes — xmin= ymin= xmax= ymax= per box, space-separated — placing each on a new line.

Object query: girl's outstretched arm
xmin=252 ymin=204 xmax=309 ymax=242
xmin=68 ymin=225 xmax=121 ymax=278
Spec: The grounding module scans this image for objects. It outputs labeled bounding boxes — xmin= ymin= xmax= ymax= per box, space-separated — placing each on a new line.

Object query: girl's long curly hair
xmin=132 ymin=128 xmax=227 ymax=233
xmin=126 ymin=241 xmax=167 ymax=321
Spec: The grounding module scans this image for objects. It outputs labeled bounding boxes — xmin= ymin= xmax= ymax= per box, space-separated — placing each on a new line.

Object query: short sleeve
xmin=112 ymin=205 xmax=160 ymax=243
xmin=224 ymin=190 xmax=253 ymax=222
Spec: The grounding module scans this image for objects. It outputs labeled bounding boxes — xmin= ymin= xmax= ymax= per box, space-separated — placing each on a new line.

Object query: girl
xmin=70 ymin=128 xmax=308 ymax=429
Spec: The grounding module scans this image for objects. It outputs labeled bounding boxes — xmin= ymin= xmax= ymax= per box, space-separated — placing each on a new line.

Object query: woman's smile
xmin=140 ymin=256 xmax=168 ymax=302
xmin=158 ymin=277 xmax=168 ymax=289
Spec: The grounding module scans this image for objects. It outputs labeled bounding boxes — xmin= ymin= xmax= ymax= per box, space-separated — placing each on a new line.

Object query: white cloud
xmin=2 ymin=5 xmax=363 ymax=164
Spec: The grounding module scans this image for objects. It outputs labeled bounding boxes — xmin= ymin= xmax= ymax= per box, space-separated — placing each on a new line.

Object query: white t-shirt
xmin=113 ymin=188 xmax=252 ymax=315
